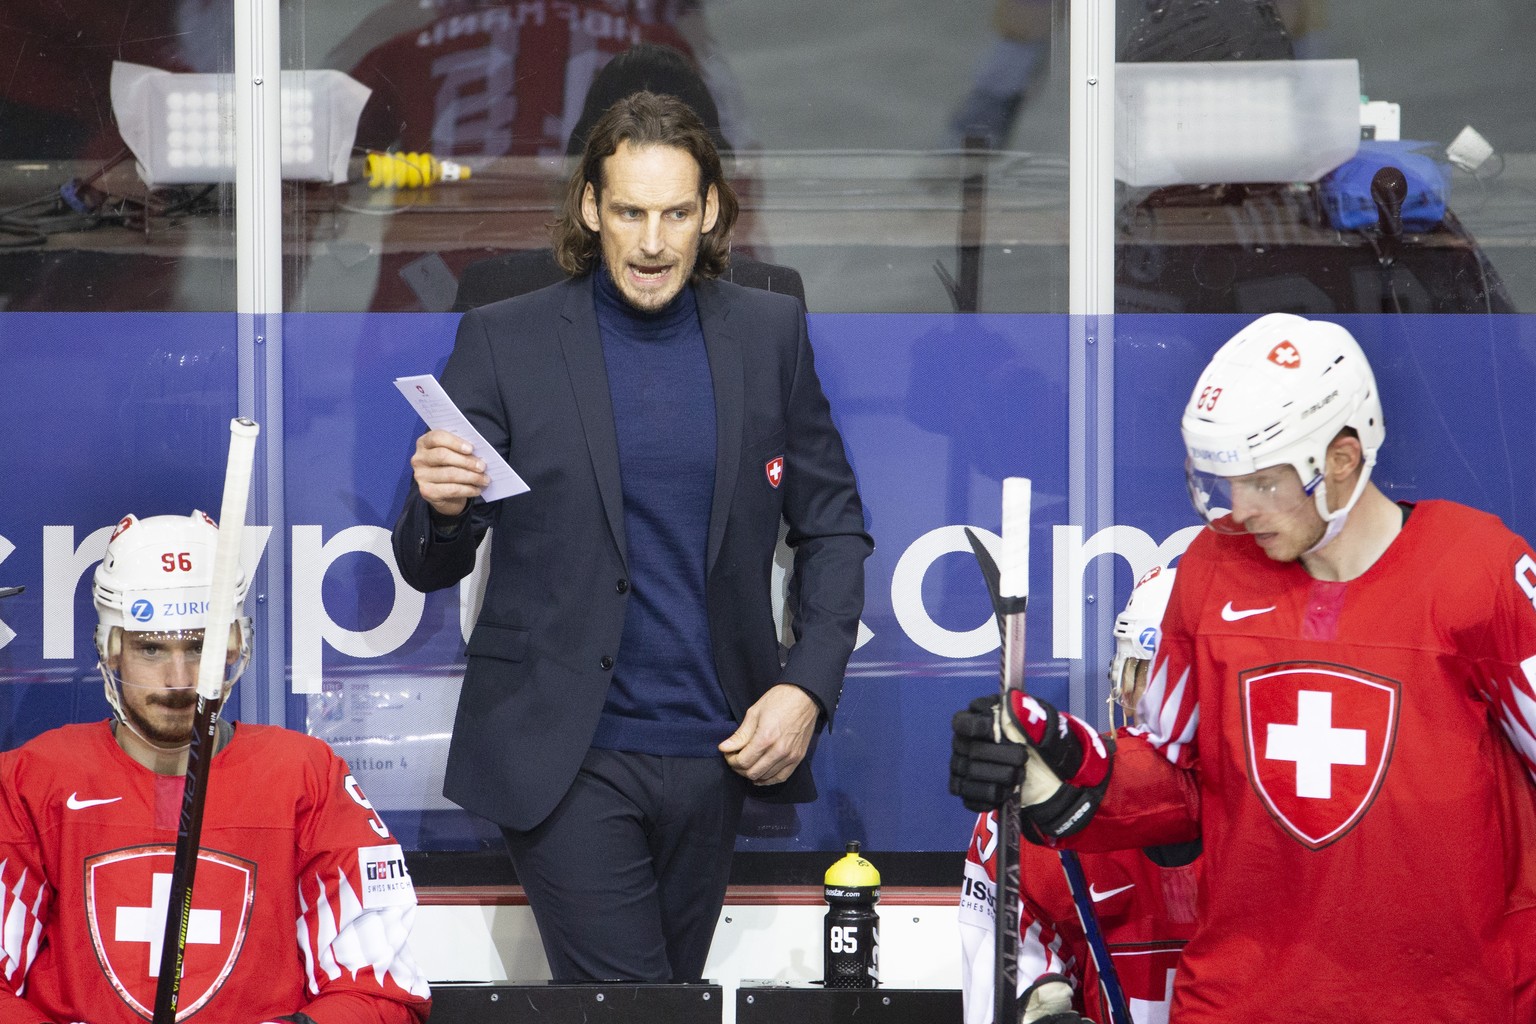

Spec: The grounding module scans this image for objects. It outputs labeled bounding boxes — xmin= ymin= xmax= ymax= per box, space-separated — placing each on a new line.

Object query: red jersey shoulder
xmin=12 ymin=720 xmax=115 ymax=759
xmin=5 ymin=721 xmax=122 ymax=794
xmin=1405 ymin=500 xmax=1528 ymax=570
xmin=226 ymin=722 xmax=338 ymax=772
xmin=1399 ymin=501 xmax=1536 ymax=619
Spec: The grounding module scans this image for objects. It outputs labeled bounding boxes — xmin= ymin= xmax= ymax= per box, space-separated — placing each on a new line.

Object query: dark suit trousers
xmin=502 ymin=747 xmax=748 ymax=982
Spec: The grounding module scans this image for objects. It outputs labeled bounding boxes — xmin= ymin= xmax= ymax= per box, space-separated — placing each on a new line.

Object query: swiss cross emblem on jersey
xmin=765 ymin=456 xmax=784 ymax=489
xmin=1111 ymin=942 xmax=1186 ymax=1024
xmin=1240 ymin=662 xmax=1399 ymax=849
xmin=84 ymin=846 xmax=256 ymax=1019
xmin=1267 ymin=341 xmax=1301 ymax=368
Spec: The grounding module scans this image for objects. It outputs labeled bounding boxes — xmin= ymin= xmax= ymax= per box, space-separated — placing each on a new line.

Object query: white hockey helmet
xmin=93 ymin=512 xmax=251 ymax=718
xmin=1108 ymin=564 xmax=1176 ymax=717
xmin=1182 ymin=313 xmax=1384 ymax=541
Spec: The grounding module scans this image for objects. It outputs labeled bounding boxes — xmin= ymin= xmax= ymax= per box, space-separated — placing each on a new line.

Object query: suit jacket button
xmin=600 ymin=656 xmax=614 ymax=671
xmin=615 ymin=578 xmax=629 ymax=594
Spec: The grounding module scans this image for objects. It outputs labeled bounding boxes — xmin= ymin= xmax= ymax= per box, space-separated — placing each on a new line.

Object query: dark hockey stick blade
xmin=964 ymin=528 xmax=1026 ymax=636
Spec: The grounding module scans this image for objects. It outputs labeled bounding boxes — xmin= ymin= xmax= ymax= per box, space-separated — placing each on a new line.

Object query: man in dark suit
xmin=392 ymin=91 xmax=871 ymax=984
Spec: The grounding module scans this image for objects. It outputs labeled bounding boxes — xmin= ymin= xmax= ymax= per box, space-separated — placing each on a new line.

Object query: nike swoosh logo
xmin=1221 ymin=601 xmax=1276 ymax=622
xmin=1089 ymin=882 xmax=1134 ymax=903
xmin=66 ymin=793 xmax=122 ymax=810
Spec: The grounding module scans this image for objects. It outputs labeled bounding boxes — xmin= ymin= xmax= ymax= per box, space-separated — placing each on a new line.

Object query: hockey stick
xmin=963 ymin=476 xmax=1029 ymax=1024
xmin=964 ymin=478 xmax=1132 ymax=1024
xmin=1057 ymin=849 xmax=1133 ymax=1024
xmin=152 ymin=417 xmax=260 ymax=1024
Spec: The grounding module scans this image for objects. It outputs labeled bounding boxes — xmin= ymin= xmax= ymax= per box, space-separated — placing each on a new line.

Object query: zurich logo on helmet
xmin=1137 ymin=625 xmax=1160 ymax=656
xmin=130 ymin=599 xmax=155 ymax=623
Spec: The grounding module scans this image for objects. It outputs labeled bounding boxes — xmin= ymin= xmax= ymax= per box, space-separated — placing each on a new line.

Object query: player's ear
xmin=103 ymin=628 xmax=123 ymax=671
xmin=702 ymin=183 xmax=719 ymax=234
xmin=225 ymin=622 xmax=241 ymax=667
xmin=581 ymin=182 xmax=601 ymax=233
xmin=1325 ymin=430 xmax=1363 ymax=482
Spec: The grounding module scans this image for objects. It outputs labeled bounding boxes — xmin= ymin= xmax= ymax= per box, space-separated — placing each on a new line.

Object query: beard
xmin=124 ymin=689 xmax=199 ymax=747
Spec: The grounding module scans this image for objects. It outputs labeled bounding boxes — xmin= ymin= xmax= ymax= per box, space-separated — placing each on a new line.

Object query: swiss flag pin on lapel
xmin=765 ymin=456 xmax=784 ymax=488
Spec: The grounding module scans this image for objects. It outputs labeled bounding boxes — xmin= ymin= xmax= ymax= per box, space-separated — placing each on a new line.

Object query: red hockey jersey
xmin=0 ymin=722 xmax=430 ymax=1024
xmin=960 ymin=806 xmax=1199 ymax=1024
xmin=1079 ymin=500 xmax=1536 ymax=1023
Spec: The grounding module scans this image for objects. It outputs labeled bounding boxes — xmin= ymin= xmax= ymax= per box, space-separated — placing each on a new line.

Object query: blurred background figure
xmin=0 ymin=0 xmax=224 ymax=160
xmin=945 ymin=0 xmax=1053 ymax=150
xmin=945 ymin=0 xmax=1326 ymax=150
xmin=339 ymin=0 xmax=755 ymax=159
xmin=1117 ymin=0 xmax=1294 ymax=63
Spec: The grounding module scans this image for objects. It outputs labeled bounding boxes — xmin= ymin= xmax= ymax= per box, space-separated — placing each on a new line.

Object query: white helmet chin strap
xmin=1303 ymin=451 xmax=1377 ymax=557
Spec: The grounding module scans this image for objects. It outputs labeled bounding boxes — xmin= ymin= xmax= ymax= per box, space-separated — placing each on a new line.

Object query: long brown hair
xmin=552 ymin=90 xmax=738 ymax=280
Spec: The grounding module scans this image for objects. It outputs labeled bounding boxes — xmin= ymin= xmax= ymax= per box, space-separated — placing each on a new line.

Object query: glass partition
xmin=1111 ymin=0 xmax=1531 ymax=314
xmin=283 ymin=0 xmax=1073 ymax=315
xmin=0 ymin=1 xmax=238 ymax=311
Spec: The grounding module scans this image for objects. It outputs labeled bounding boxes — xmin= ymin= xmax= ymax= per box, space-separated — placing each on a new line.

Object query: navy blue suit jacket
xmin=392 ymin=274 xmax=872 ymax=831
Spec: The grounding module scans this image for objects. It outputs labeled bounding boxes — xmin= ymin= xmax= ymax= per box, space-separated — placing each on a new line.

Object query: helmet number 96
xmin=161 ymin=552 xmax=194 ymax=572
xmin=1196 ymin=386 xmax=1223 ymax=412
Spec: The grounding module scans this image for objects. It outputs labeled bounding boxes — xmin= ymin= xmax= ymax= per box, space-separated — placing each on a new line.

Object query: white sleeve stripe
xmin=1499 ymin=681 xmax=1536 ymax=779
xmin=1019 ymin=917 xmax=1070 ymax=979
xmin=0 ymin=863 xmax=44 ymax=985
xmin=300 ymin=868 xmax=430 ymax=1000
xmin=296 ymin=886 xmax=320 ymax=993
xmin=20 ymin=883 xmax=44 ymax=995
xmin=1144 ymin=661 xmax=1198 ymax=763
xmin=328 ymin=870 xmax=368 ymax=981
xmin=1164 ymin=701 xmax=1200 ymax=765
xmin=312 ymin=875 xmax=343 ymax=984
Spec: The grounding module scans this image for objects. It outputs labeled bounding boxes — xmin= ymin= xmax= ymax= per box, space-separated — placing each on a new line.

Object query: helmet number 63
xmin=1196 ymin=386 xmax=1223 ymax=412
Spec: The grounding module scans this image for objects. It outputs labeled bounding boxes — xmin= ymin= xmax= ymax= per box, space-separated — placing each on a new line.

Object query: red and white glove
xmin=998 ymin=692 xmax=1114 ymax=843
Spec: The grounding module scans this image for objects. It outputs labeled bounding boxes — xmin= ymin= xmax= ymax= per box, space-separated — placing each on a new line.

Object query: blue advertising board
xmin=2 ymin=311 xmax=1534 ymax=856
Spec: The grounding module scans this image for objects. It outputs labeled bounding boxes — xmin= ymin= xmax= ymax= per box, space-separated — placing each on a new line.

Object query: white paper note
xmin=394 ymin=374 xmax=529 ymax=501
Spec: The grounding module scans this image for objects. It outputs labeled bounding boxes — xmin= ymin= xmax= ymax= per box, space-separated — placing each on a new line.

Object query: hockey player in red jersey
xmin=952 ymin=313 xmax=1536 ymax=1023
xmin=0 ymin=512 xmax=431 ymax=1024
xmin=960 ymin=566 xmax=1199 ymax=1024
xmin=344 ymin=0 xmax=736 ymax=159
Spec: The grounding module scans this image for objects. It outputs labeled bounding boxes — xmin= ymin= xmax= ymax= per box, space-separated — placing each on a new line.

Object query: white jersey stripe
xmin=294 ymin=886 xmax=320 ymax=994
xmin=310 ymin=874 xmax=343 ymax=983
xmin=1500 ymin=685 xmax=1536 ymax=782
xmin=0 ymin=863 xmax=44 ymax=986
xmin=1141 ymin=660 xmax=1198 ymax=764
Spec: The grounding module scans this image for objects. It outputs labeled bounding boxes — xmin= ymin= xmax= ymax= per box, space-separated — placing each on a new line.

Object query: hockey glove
xmin=1022 ymin=975 xmax=1083 ymax=1023
xmin=951 ymin=695 xmax=1029 ymax=812
xmin=952 ymin=693 xmax=1113 ymax=841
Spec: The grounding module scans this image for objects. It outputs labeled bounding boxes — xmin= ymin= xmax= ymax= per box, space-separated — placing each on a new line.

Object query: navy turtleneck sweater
xmin=589 ymin=266 xmax=735 ymax=756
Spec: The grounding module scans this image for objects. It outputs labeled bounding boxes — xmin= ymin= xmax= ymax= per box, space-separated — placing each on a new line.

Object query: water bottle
xmin=823 ymin=841 xmax=880 ymax=988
